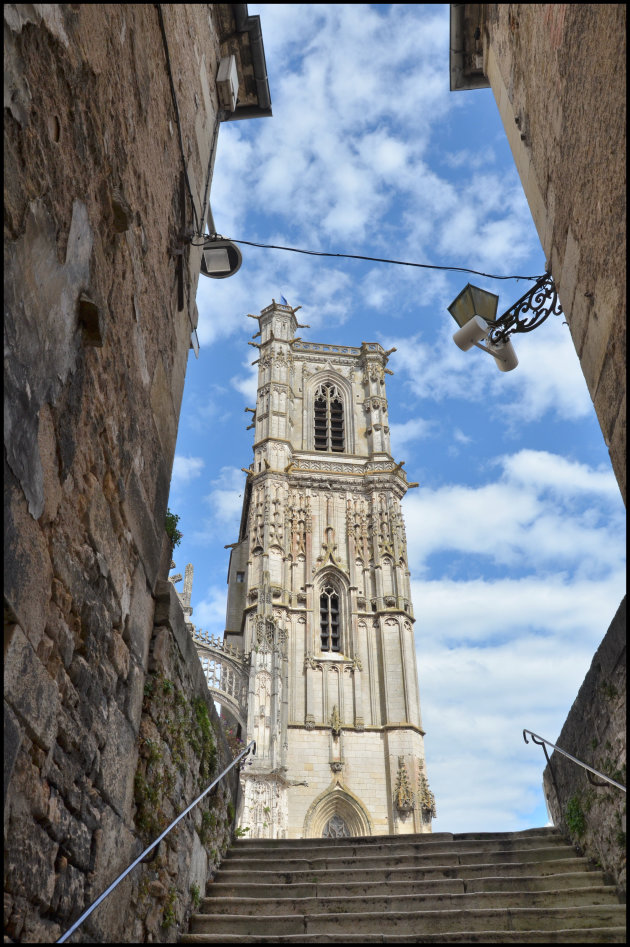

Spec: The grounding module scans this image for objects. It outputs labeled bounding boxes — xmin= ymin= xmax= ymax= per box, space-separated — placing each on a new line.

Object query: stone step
xmin=186 ymin=904 xmax=626 ymax=937
xmin=230 ymin=826 xmax=562 ymax=854
xmin=213 ymin=855 xmax=593 ymax=886
xmin=182 ymin=827 xmax=624 ymax=944
xmin=206 ymin=870 xmax=608 ymax=900
xmin=220 ymin=845 xmax=578 ymax=872
xmin=225 ymin=834 xmax=567 ymax=862
xmin=199 ymin=886 xmax=618 ymax=916
xmin=182 ymin=928 xmax=628 ymax=944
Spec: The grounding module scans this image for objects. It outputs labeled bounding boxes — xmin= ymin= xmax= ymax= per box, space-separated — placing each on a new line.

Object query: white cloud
xmin=191 ymin=584 xmax=229 ymax=634
xmin=382 ymin=300 xmax=594 ymax=427
xmin=389 ymin=417 xmax=432 ymax=453
xmin=415 ymin=580 xmax=625 ymax=832
xmin=404 ymin=444 xmax=625 ymax=831
xmin=176 ymin=4 xmax=625 ymax=840
xmin=171 ymin=455 xmax=204 ymax=487
xmin=498 ymin=449 xmax=620 ymax=500
xmin=203 ymin=466 xmax=246 ymax=526
xmin=442 ymin=146 xmax=497 ymax=170
xmin=203 ymin=3 xmax=551 ymax=363
xmin=412 ymin=571 xmax=626 ymax=648
xmin=493 ymin=316 xmax=593 ymax=424
xmin=186 ymin=467 xmax=247 ymax=546
xmin=231 ymin=362 xmax=258 ymax=403
xmin=403 ymin=450 xmax=625 ymax=578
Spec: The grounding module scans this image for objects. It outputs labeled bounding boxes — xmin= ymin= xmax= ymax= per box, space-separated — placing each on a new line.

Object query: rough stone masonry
xmin=4 ymin=4 xmax=270 ymax=941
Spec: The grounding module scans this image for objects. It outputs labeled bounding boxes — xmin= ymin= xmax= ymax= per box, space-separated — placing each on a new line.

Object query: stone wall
xmin=5 ymin=577 xmax=240 ymax=943
xmin=542 ymin=597 xmax=626 ymax=896
xmin=451 ymin=6 xmax=626 ymax=888
xmin=452 ymin=4 xmax=626 ymax=504
xmin=4 ymin=4 xmax=268 ymax=941
xmin=463 ymin=1 xmax=627 ymax=895
xmin=482 ymin=3 xmax=626 ymax=504
xmin=126 ymin=581 xmax=239 ymax=943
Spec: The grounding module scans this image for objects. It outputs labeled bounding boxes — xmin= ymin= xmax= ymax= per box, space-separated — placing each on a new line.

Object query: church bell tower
xmin=223 ymin=300 xmax=435 ymax=838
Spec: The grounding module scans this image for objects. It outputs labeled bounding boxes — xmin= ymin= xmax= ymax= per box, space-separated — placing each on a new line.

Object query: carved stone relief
xmin=242 ymin=776 xmax=288 ymax=839
xmin=417 ymin=763 xmax=437 ymax=822
xmin=393 ymin=756 xmax=415 ymax=813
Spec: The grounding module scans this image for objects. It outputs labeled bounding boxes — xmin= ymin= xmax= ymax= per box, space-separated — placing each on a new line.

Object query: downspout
xmin=449 ymin=3 xmax=466 ymax=91
xmin=449 ymin=3 xmax=490 ymax=92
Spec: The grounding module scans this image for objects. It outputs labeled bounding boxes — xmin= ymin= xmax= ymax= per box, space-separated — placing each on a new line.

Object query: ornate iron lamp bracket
xmin=487 ymin=274 xmax=563 ymax=345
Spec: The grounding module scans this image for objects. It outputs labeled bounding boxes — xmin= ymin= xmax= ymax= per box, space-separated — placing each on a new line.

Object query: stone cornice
xmin=287 ymin=722 xmax=426 ymax=737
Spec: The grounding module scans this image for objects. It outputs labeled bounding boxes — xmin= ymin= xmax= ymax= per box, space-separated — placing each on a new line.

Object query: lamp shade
xmin=200 ymin=238 xmax=243 ymax=279
xmin=488 ymin=337 xmax=518 ymax=372
xmin=447 ymin=283 xmax=499 ymax=328
xmin=453 ymin=314 xmax=490 ymax=351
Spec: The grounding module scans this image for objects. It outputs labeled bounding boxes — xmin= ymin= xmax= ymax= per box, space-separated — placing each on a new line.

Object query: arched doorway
xmin=302 ymin=783 xmax=373 ymax=838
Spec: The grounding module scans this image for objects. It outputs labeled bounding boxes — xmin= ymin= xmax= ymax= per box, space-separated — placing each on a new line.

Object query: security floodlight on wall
xmin=447 ymin=274 xmax=562 ymax=373
xmin=217 ymin=55 xmax=239 ymax=112
xmin=448 ymin=283 xmax=517 ymax=372
xmin=200 ymin=236 xmax=243 ymax=279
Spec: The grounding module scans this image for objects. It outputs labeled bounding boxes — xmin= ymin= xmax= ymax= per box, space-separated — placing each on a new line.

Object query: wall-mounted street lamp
xmin=200 ymin=204 xmax=243 ymax=279
xmin=447 ymin=274 xmax=562 ymax=372
xmin=200 ymin=236 xmax=243 ymax=279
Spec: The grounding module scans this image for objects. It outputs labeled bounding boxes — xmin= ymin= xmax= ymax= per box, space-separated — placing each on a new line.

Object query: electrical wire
xmin=193 ymin=234 xmax=545 ymax=282
xmin=156 ymin=4 xmax=200 ymax=235
xmin=201 ymin=115 xmax=221 ymax=232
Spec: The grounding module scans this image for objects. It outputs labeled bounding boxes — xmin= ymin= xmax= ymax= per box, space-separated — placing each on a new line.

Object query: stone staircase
xmin=181 ymin=827 xmax=625 ymax=943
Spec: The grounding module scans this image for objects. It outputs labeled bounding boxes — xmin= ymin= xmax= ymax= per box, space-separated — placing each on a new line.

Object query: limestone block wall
xmin=285 ymin=728 xmax=427 ymax=838
xmin=470 ymin=2 xmax=626 ymax=895
xmin=4 ymin=578 xmax=239 ymax=943
xmin=3 ymin=4 xmax=256 ymax=941
xmin=481 ymin=3 xmax=626 ymax=503
xmin=542 ymin=597 xmax=626 ymax=896
xmin=128 ymin=581 xmax=238 ymax=943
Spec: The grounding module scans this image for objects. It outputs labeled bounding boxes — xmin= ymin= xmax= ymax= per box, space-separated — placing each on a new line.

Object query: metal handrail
xmin=56 ymin=739 xmax=256 ymax=943
xmin=523 ymin=729 xmax=625 ymax=792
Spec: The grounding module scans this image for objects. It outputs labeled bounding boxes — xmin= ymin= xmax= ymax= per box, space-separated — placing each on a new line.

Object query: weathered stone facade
xmin=449 ymin=3 xmax=626 ymax=895
xmin=4 ymin=4 xmax=270 ymax=941
xmin=222 ymin=302 xmax=435 ymax=839
xmin=542 ymin=598 xmax=626 ymax=897
xmin=451 ymin=3 xmax=626 ymax=505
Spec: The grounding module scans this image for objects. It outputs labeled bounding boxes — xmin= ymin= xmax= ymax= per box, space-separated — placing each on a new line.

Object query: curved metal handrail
xmin=523 ymin=729 xmax=625 ymax=792
xmin=56 ymin=740 xmax=256 ymax=943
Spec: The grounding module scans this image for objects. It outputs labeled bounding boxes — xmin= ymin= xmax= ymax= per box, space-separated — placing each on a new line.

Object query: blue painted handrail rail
xmin=523 ymin=729 xmax=625 ymax=792
xmin=56 ymin=739 xmax=256 ymax=943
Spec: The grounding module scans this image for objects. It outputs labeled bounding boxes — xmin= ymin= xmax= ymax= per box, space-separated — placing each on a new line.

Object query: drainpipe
xmin=449 ymin=3 xmax=466 ymax=91
xmin=449 ymin=3 xmax=490 ymax=92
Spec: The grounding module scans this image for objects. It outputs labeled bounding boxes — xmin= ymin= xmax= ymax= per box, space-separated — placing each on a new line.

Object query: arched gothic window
xmin=314 ymin=383 xmax=344 ymax=452
xmin=322 ymin=815 xmax=350 ymax=838
xmin=320 ymin=584 xmax=340 ymax=652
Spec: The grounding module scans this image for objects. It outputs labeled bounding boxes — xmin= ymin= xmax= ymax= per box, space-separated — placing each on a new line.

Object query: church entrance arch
xmin=303 ymin=784 xmax=373 ymax=838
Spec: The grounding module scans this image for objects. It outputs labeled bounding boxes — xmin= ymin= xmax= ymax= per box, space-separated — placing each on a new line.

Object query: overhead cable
xmin=194 ymin=234 xmax=545 ymax=282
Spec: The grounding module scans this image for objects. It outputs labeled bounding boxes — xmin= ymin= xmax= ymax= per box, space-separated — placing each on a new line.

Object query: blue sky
xmin=168 ymin=5 xmax=625 ymax=833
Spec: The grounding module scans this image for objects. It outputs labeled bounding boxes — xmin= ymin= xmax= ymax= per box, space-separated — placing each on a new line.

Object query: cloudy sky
xmin=169 ymin=5 xmax=625 ymax=833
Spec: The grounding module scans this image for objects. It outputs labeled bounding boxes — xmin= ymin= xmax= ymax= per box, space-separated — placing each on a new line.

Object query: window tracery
xmin=314 ymin=383 xmax=344 ymax=452
xmin=322 ymin=815 xmax=350 ymax=838
xmin=320 ymin=584 xmax=340 ymax=652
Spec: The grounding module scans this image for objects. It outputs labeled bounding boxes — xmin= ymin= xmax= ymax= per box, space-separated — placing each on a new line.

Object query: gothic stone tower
xmin=223 ymin=300 xmax=435 ymax=839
